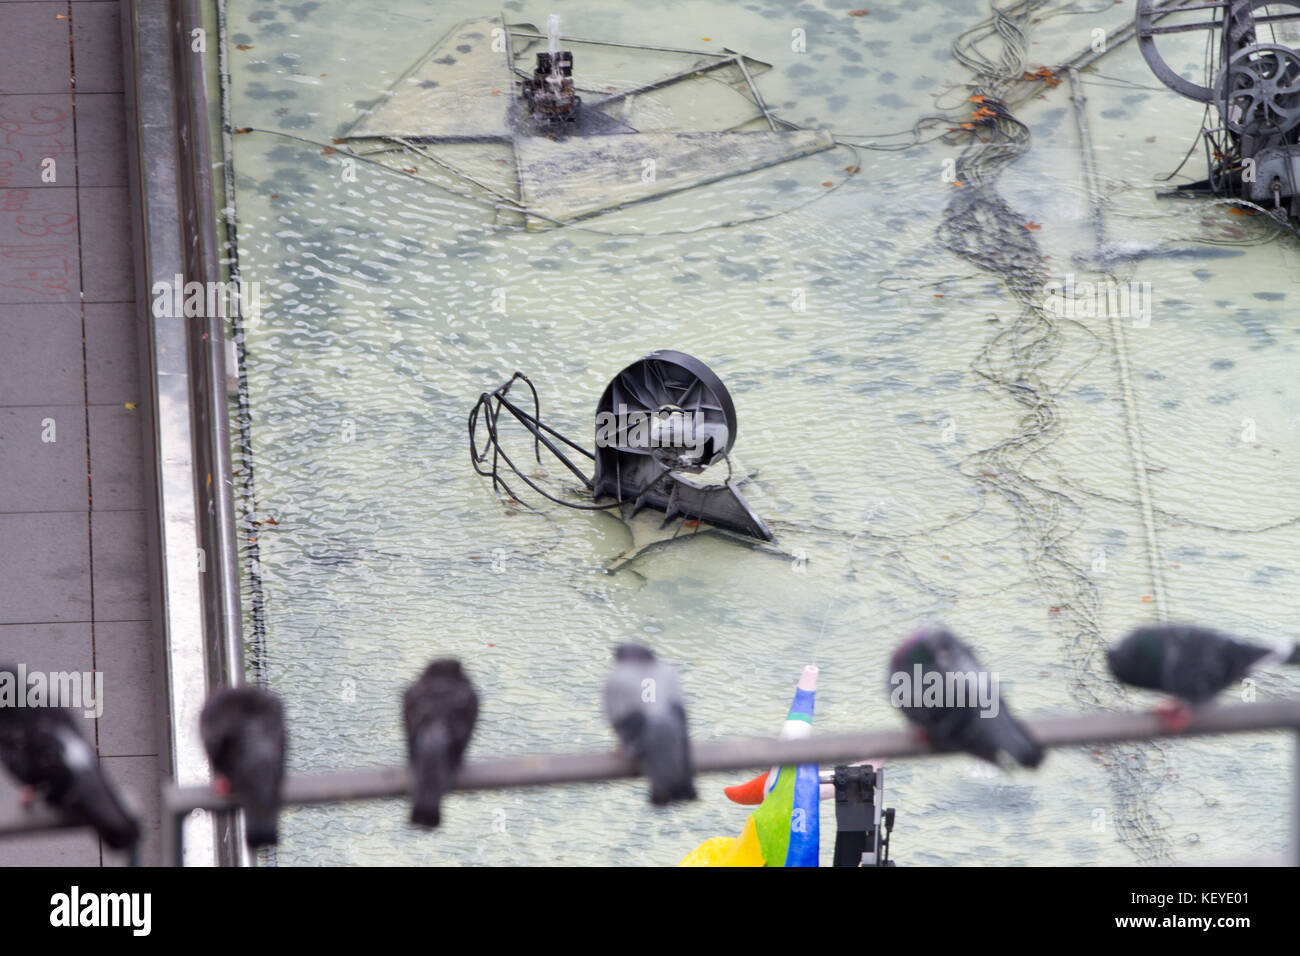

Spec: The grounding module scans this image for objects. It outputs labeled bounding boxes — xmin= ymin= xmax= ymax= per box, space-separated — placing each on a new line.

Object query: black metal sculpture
xmin=469 ymin=350 xmax=772 ymax=542
xmin=1138 ymin=0 xmax=1300 ymax=220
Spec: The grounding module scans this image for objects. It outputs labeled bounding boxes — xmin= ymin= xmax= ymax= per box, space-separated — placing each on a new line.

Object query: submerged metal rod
xmin=508 ymin=30 xmax=736 ymax=59
xmin=1070 ymin=65 xmax=1170 ymax=626
xmin=1068 ymin=67 xmax=1106 ymax=255
xmin=734 ymin=55 xmax=778 ymax=131
xmin=588 ymin=57 xmax=742 ymax=111
xmin=1065 ymin=0 xmax=1199 ymax=73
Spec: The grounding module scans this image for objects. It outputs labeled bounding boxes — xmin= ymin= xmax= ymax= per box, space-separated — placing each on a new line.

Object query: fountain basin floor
xmin=223 ymin=0 xmax=1300 ymax=866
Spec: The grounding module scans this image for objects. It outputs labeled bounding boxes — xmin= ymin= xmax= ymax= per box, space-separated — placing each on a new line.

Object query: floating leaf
xmin=1023 ymin=221 xmax=1041 ymax=231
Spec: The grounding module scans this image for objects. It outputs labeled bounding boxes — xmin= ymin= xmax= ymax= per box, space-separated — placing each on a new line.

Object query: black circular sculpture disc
xmin=595 ymin=349 xmax=737 ymax=469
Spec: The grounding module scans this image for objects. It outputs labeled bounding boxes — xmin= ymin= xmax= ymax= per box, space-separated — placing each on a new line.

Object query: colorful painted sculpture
xmin=679 ymin=665 xmax=820 ymax=867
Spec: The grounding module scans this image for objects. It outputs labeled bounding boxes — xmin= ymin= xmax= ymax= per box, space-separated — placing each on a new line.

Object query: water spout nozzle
xmin=546 ymin=13 xmax=562 ymax=65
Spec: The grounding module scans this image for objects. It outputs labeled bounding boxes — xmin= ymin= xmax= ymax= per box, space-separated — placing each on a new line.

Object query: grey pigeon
xmin=887 ymin=629 xmax=1044 ymax=768
xmin=0 ymin=670 xmax=140 ymax=850
xmin=603 ymin=644 xmax=697 ymax=805
xmin=1107 ymin=624 xmax=1299 ymax=705
xmin=403 ymin=659 xmax=478 ymax=828
xmin=200 ymin=686 xmax=287 ymax=848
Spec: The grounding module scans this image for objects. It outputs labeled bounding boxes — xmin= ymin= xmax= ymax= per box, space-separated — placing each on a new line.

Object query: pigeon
xmin=603 ymin=644 xmax=697 ymax=805
xmin=402 ymin=659 xmax=478 ymax=828
xmin=200 ymin=686 xmax=287 ymax=848
xmin=1107 ymin=624 xmax=1299 ymax=728
xmin=0 ymin=672 xmax=140 ymax=851
xmin=887 ymin=629 xmax=1044 ymax=768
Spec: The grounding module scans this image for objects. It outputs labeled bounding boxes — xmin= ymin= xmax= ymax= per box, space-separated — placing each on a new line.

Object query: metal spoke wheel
xmin=1216 ymin=43 xmax=1300 ymax=134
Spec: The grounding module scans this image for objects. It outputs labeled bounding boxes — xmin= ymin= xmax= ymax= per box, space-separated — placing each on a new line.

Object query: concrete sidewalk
xmin=0 ymin=0 xmax=160 ymax=865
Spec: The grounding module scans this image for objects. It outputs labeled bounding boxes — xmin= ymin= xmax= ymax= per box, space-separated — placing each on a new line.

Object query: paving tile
xmin=76 ymin=185 xmax=133 ymax=303
xmin=0 ymin=406 xmax=88 ymax=513
xmin=84 ymin=300 xmax=140 ymax=404
xmin=0 ymin=302 xmax=84 ymax=405
xmin=0 ymin=186 xmax=80 ymax=303
xmin=0 ymin=3 xmax=72 ymax=95
xmin=70 ymin=1 xmax=123 ymax=95
xmin=0 ymin=512 xmax=91 ymax=624
xmin=0 ymin=93 xmax=76 ymax=188
xmin=88 ymin=401 xmax=144 ymax=510
xmin=0 ymin=771 xmax=102 ymax=866
xmin=71 ymin=91 xmax=126 ymax=187
xmin=0 ymin=643 xmax=100 ymax=739
xmin=90 ymin=509 xmax=150 ymax=621
xmin=93 ymin=620 xmax=157 ymax=756
xmin=0 ymin=0 xmax=148 ymax=870
xmin=100 ymin=754 xmax=161 ymax=867
xmin=0 ymin=621 xmax=94 ymax=674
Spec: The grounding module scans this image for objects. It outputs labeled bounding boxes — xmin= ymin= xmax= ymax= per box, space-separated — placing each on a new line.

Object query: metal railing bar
xmin=158 ymin=699 xmax=1300 ymax=812
xmin=6 ymin=701 xmax=1298 ymax=867
xmin=0 ymin=804 xmax=81 ymax=838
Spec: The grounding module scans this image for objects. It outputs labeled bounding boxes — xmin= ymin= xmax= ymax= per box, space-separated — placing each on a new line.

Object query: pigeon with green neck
xmin=887 ymin=629 xmax=1044 ymax=768
xmin=1107 ymin=624 xmax=1300 ymax=731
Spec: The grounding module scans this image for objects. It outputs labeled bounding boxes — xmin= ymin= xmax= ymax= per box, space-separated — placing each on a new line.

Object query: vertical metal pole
xmin=161 ymin=788 xmax=185 ymax=867
xmin=1292 ymin=729 xmax=1300 ymax=867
